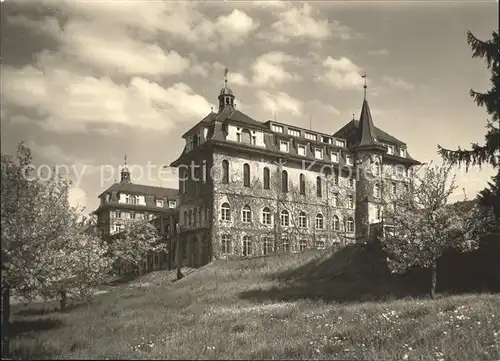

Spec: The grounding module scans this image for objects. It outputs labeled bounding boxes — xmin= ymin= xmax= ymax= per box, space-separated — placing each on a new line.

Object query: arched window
xmin=184 ymin=211 xmax=188 ymax=226
xmin=315 ymin=213 xmax=324 ymax=230
xmin=299 ymin=240 xmax=307 ymax=251
xmin=347 ymin=217 xmax=355 ymax=233
xmin=262 ymin=207 xmax=272 ymax=225
xmin=347 ymin=195 xmax=354 ymax=209
xmin=222 ymin=160 xmax=229 ymax=184
xmin=280 ymin=210 xmax=290 ymax=227
xmin=333 ymin=215 xmax=340 ymax=231
xmin=299 ymin=211 xmax=307 ymax=228
xmin=281 ymin=170 xmax=288 ymax=193
xmin=243 ymin=163 xmax=250 ymax=187
xmin=240 ymin=129 xmax=252 ymax=144
xmin=242 ymin=205 xmax=252 ymax=223
xmin=193 ymin=208 xmax=198 ymax=226
xmin=299 ymin=173 xmax=306 ymax=195
xmin=263 ymin=237 xmax=273 ymax=255
xmin=198 ymin=207 xmax=203 ymax=224
xmin=374 ymin=183 xmax=381 ymax=198
xmin=243 ymin=236 xmax=252 ymax=256
xmin=221 ymin=235 xmax=232 ymax=255
xmin=263 ymin=167 xmax=270 ymax=189
xmin=188 ymin=210 xmax=193 ymax=227
xmin=316 ymin=176 xmax=322 ymax=197
xmin=221 ymin=202 xmax=231 ymax=221
xmin=374 ymin=162 xmax=380 ymax=176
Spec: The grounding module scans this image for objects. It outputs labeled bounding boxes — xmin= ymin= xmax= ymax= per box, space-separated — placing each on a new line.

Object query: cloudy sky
xmin=1 ymin=0 xmax=497 ymax=213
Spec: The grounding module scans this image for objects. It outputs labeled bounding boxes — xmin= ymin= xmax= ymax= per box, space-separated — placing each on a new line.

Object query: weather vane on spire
xmin=361 ymin=72 xmax=368 ymax=99
xmin=124 ymin=154 xmax=128 ymax=166
xmin=224 ymin=67 xmax=229 ymax=86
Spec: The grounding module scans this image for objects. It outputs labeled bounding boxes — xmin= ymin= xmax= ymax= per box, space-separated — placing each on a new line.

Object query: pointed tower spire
xmin=120 ymin=154 xmax=131 ymax=183
xmin=354 ymin=75 xmax=386 ymax=151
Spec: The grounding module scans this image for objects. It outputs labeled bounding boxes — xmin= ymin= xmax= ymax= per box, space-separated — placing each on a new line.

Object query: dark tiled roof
xmin=219 ymin=108 xmax=269 ymax=130
xmin=357 ymin=99 xmax=384 ymax=149
xmin=98 ymin=182 xmax=178 ymax=199
xmin=182 ymin=112 xmax=217 ymax=137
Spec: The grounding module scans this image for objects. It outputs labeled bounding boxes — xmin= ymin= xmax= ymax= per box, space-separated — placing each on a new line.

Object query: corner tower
xmin=353 ymin=78 xmax=386 ymax=241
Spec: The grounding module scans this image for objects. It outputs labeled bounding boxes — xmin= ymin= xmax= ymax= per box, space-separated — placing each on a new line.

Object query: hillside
xmin=8 ymin=243 xmax=500 ymax=360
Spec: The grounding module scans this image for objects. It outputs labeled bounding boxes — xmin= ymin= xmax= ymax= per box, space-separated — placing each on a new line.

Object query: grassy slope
xmin=9 ymin=244 xmax=500 ymax=360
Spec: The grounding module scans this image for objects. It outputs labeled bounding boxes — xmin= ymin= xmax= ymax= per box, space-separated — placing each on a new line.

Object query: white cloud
xmin=318 ymin=56 xmax=364 ymax=89
xmin=229 ymin=72 xmax=250 ymax=86
xmin=215 ymin=9 xmax=260 ymax=47
xmin=1 ymin=64 xmax=212 ymax=133
xmin=383 ymin=76 xmax=415 ymax=90
xmin=258 ymin=3 xmax=354 ymax=43
xmin=251 ymin=0 xmax=288 ymax=9
xmin=69 ymin=187 xmax=88 ymax=209
xmin=252 ymin=52 xmax=301 ymax=86
xmin=257 ymin=90 xmax=303 ymax=116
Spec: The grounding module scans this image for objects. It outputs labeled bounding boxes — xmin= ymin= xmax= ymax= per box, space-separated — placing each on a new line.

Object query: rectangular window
xmin=272 ymin=124 xmax=284 ymax=133
xmin=280 ymin=140 xmax=289 ymax=152
xmin=322 ymin=136 xmax=332 ymax=144
xmin=156 ymin=199 xmax=164 ymax=207
xmin=282 ymin=239 xmax=290 ymax=252
xmin=110 ymin=211 xmax=115 ymax=218
xmin=263 ymin=167 xmax=270 ymax=190
xmin=335 ymin=139 xmax=346 ymax=147
xmin=314 ymin=148 xmax=323 ymax=159
xmin=289 ymin=128 xmax=300 ymax=137
xmin=349 ymin=178 xmax=355 ymax=188
xmin=169 ymin=200 xmax=177 ymax=208
xmin=392 ymin=182 xmax=397 ymax=194
xmin=386 ymin=144 xmax=394 ymax=155
xmin=346 ymin=155 xmax=353 ymax=165
xmin=348 ymin=195 xmax=354 ymax=209
xmin=299 ymin=240 xmax=307 ymax=251
xmin=305 ymin=132 xmax=317 ymax=141
xmin=298 ymin=144 xmax=306 ymax=156
xmin=400 ymin=148 xmax=407 ymax=158
xmin=330 ymin=151 xmax=339 ymax=163
xmin=333 ymin=193 xmax=339 ymax=207
xmin=116 ymin=211 xmax=122 ymax=218
xmin=130 ymin=213 xmax=136 ymax=219
xmin=316 ymin=239 xmax=326 ymax=250
xmin=221 ymin=235 xmax=232 ymax=255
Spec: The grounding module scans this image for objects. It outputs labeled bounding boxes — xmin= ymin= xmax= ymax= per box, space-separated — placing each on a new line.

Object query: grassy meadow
xmin=8 ymin=243 xmax=500 ymax=360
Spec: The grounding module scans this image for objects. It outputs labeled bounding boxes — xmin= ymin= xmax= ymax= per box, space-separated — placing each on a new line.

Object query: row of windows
xmin=278 ymin=141 xmax=353 ymax=163
xmin=222 ymin=160 xmax=355 ymax=194
xmin=110 ymin=211 xmax=155 ymax=221
xmin=220 ymin=203 xmax=355 ymax=231
xmin=270 ymin=124 xmax=347 ymax=148
xmin=183 ymin=207 xmax=211 ymax=228
xmin=221 ymin=235 xmax=329 ymax=256
xmin=373 ymin=182 xmax=409 ymax=198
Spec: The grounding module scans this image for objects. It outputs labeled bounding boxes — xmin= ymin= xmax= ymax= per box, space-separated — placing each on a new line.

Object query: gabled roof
xmin=98 ymin=182 xmax=178 ymax=199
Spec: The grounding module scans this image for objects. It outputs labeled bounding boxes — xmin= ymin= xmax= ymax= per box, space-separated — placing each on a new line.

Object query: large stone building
xmin=93 ymin=158 xmax=179 ymax=272
xmin=170 ymin=72 xmax=421 ymax=268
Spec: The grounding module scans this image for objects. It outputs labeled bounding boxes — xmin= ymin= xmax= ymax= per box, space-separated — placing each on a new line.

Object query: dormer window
xmin=289 ymin=128 xmax=300 ymax=137
xmin=125 ymin=194 xmax=137 ymax=205
xmin=384 ymin=144 xmax=394 ymax=155
xmin=335 ymin=139 xmax=346 ymax=147
xmin=346 ymin=155 xmax=353 ymax=166
xmin=314 ymin=148 xmax=323 ymax=159
xmin=322 ymin=136 xmax=332 ymax=144
xmin=272 ymin=124 xmax=284 ymax=133
xmin=280 ymin=140 xmax=289 ymax=153
xmin=298 ymin=144 xmax=306 ymax=156
xmin=305 ymin=132 xmax=317 ymax=141
xmin=169 ymin=200 xmax=177 ymax=208
xmin=156 ymin=199 xmax=164 ymax=207
xmin=400 ymin=148 xmax=407 ymax=158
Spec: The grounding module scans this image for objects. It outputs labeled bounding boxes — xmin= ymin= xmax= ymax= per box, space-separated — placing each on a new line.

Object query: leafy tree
xmin=1 ymin=142 xmax=112 ymax=356
xmin=438 ymin=31 xmax=500 ymax=223
xmin=110 ymin=219 xmax=165 ymax=276
xmin=380 ymin=164 xmax=481 ymax=299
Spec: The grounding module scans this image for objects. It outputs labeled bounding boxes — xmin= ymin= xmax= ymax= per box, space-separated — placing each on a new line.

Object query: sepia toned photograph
xmin=1 ymin=0 xmax=498 ymax=360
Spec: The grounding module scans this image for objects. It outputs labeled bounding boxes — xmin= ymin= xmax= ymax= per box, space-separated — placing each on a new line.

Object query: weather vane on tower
xmin=224 ymin=67 xmax=229 ymax=87
xmin=361 ymin=72 xmax=368 ymax=99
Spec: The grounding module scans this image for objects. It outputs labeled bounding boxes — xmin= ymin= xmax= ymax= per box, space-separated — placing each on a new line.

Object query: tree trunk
xmin=59 ymin=289 xmax=67 ymax=311
xmin=1 ymin=281 xmax=10 ymax=358
xmin=430 ymin=260 xmax=437 ymax=299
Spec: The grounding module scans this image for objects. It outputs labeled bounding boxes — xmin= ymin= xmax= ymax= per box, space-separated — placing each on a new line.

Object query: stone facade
xmin=170 ymin=75 xmax=421 ymax=268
